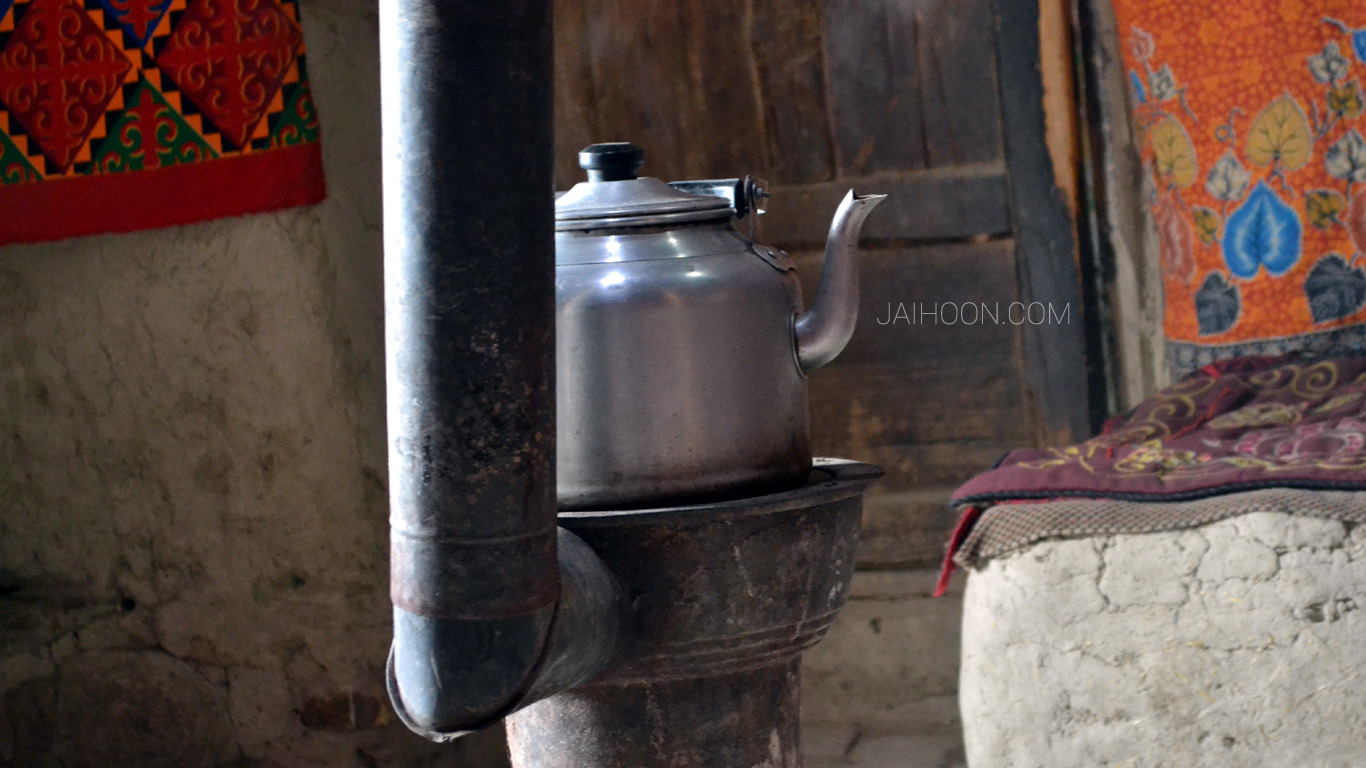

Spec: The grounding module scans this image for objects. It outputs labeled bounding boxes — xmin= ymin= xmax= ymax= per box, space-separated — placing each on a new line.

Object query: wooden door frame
xmin=991 ymin=0 xmax=1096 ymax=443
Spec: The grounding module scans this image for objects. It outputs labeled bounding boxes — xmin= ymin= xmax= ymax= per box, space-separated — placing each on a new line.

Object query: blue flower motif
xmin=1130 ymin=70 xmax=1146 ymax=104
xmin=1222 ymin=181 xmax=1302 ymax=278
xmin=1305 ymin=254 xmax=1366 ymax=323
xmin=1354 ymin=29 xmax=1366 ymax=65
xmin=1195 ymin=272 xmax=1240 ymax=335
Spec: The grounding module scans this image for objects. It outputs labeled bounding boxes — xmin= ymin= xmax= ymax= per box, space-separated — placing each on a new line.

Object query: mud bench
xmin=945 ymin=357 xmax=1366 ymax=766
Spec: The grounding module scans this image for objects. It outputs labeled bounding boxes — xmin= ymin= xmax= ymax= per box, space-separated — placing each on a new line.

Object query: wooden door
xmin=554 ymin=0 xmax=1090 ymax=568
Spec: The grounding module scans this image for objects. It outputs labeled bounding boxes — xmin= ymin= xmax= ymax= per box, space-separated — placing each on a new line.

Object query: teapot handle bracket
xmin=666 ymin=176 xmax=770 ymax=221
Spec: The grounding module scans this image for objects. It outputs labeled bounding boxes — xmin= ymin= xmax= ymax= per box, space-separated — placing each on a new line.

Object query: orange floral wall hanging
xmin=1112 ymin=0 xmax=1366 ymax=375
xmin=0 ymin=0 xmax=325 ymax=245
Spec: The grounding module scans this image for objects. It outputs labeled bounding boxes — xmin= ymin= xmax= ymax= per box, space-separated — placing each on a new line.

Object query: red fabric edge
xmin=934 ymin=505 xmax=983 ymax=598
xmin=0 ymin=143 xmax=327 ymax=246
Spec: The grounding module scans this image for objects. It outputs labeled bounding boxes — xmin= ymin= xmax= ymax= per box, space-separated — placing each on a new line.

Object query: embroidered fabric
xmin=936 ymin=354 xmax=1366 ymax=594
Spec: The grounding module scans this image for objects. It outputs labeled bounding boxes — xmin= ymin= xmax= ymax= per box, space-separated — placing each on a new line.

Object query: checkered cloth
xmin=951 ymin=487 xmax=1366 ymax=569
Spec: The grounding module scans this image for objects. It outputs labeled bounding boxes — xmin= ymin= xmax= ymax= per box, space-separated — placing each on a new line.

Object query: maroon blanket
xmin=937 ymin=354 xmax=1366 ymax=595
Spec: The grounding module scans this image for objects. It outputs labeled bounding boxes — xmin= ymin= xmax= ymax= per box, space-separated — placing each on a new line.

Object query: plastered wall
xmin=0 ymin=0 xmax=502 ymax=764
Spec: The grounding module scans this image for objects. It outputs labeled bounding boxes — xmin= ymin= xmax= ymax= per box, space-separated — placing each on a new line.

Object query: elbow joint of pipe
xmin=386 ymin=528 xmax=623 ymax=741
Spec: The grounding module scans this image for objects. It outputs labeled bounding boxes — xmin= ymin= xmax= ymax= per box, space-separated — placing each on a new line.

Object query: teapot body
xmin=555 ymin=222 xmax=811 ymax=509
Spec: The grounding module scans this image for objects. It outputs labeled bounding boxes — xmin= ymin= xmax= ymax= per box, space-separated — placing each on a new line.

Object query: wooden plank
xmin=810 ymin=361 xmax=1029 ymax=447
xmin=579 ymin=0 xmax=699 ymax=181
xmin=791 ymin=240 xmax=1022 ymax=368
xmin=795 ymin=240 xmax=1026 ymax=565
xmin=991 ymin=0 xmax=1092 ymax=445
xmin=856 ymin=488 xmax=963 ymax=567
xmin=574 ymin=0 xmax=765 ymax=183
xmin=750 ymin=0 xmax=835 ymax=184
xmin=786 ymin=239 xmax=1031 ymax=527
xmin=759 ymin=166 xmax=1010 ymax=248
xmin=821 ymin=0 xmax=1004 ymax=176
xmin=821 ymin=0 xmax=927 ymax=174
xmin=1039 ymin=0 xmax=1080 ymax=221
xmin=840 ymin=439 xmax=1018 ymax=494
xmin=553 ymin=0 xmax=598 ymax=189
xmin=679 ymin=0 xmax=766 ymax=178
xmin=558 ymin=0 xmax=1005 ymax=184
xmin=1077 ymin=0 xmax=1165 ymax=411
xmin=789 ymin=240 xmax=1030 ymax=512
xmin=915 ymin=0 xmax=1004 ymax=168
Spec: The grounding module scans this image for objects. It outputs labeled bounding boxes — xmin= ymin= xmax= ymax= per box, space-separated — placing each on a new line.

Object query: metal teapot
xmin=555 ymin=142 xmax=885 ymax=509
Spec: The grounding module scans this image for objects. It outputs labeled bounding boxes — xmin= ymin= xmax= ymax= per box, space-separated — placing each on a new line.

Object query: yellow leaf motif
xmin=1192 ymin=207 xmax=1220 ymax=244
xmin=1329 ymin=81 xmax=1364 ymax=119
xmin=1246 ymin=94 xmax=1311 ymax=170
xmin=1305 ymin=188 xmax=1345 ymax=228
xmin=1313 ymin=392 xmax=1363 ymax=414
xmin=1149 ymin=117 xmax=1197 ymax=187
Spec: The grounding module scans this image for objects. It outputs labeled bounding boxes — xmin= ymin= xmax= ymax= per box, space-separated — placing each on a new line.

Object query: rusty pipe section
xmin=380 ymin=0 xmax=621 ymax=740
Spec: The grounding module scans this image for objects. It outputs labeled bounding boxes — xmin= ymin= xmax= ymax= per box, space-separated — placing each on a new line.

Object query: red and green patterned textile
xmin=0 ymin=0 xmax=324 ymax=244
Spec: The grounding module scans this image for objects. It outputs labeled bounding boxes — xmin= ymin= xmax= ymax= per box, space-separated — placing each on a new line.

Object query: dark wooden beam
xmin=763 ymin=166 xmax=1011 ymax=248
xmin=990 ymin=0 xmax=1093 ymax=444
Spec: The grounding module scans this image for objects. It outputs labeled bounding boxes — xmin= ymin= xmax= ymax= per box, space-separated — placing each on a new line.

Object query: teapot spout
xmin=794 ymin=190 xmax=887 ymax=373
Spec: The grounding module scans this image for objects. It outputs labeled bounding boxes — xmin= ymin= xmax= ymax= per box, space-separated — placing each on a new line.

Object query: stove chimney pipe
xmin=380 ymin=0 xmax=621 ymax=739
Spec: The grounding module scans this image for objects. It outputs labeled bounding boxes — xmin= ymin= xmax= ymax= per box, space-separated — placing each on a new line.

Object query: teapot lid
xmin=555 ymin=143 xmax=732 ymax=231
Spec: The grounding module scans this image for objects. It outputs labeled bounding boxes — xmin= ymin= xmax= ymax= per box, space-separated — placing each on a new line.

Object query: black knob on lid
xmin=579 ymin=142 xmax=644 ymax=182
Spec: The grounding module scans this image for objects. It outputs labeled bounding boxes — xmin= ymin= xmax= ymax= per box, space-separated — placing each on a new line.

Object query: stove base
xmin=506 ymin=459 xmax=881 ymax=768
